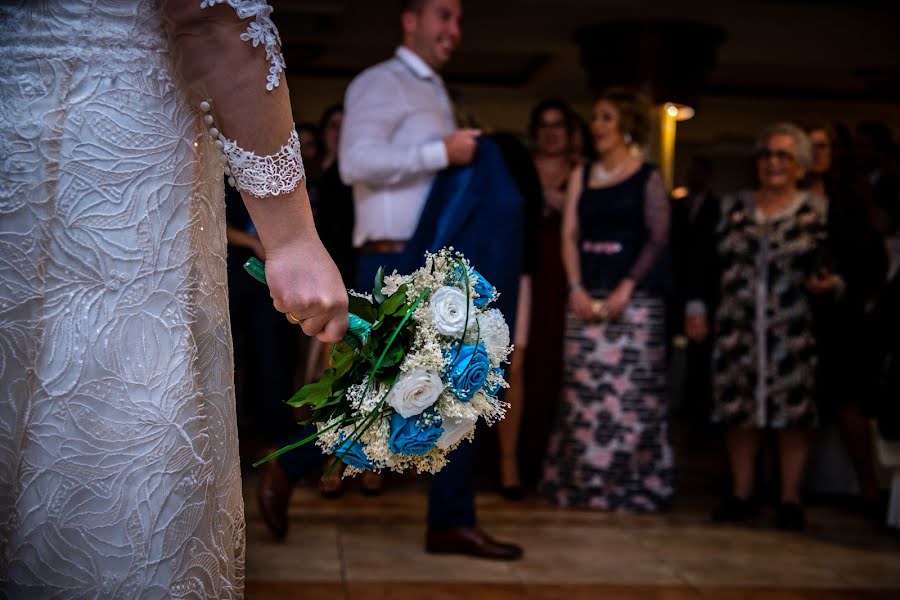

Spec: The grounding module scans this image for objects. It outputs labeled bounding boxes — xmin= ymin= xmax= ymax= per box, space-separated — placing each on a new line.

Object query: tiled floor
xmin=242 ymin=474 xmax=900 ymax=599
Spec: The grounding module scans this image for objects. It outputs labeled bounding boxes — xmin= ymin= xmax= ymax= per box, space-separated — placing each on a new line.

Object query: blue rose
xmin=455 ymin=265 xmax=495 ymax=308
xmin=332 ymin=434 xmax=374 ymax=470
xmin=447 ymin=342 xmax=490 ymax=402
xmin=483 ymin=367 xmax=505 ymax=397
xmin=388 ymin=409 xmax=443 ymax=455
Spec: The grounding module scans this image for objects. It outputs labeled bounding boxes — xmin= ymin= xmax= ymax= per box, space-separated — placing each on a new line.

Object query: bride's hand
xmin=264 ymin=236 xmax=349 ymax=343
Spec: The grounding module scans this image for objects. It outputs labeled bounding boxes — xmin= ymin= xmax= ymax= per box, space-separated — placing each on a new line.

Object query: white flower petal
xmin=429 ymin=286 xmax=476 ymax=337
xmin=436 ymin=413 xmax=478 ymax=449
xmin=386 ymin=369 xmax=443 ymax=418
xmin=476 ymin=309 xmax=510 ymax=358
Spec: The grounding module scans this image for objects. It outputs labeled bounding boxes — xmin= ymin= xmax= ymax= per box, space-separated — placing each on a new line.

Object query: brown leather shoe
xmin=257 ymin=458 xmax=292 ymax=541
xmin=425 ymin=526 xmax=523 ymax=560
xmin=319 ymin=457 xmax=345 ymax=499
xmin=360 ymin=470 xmax=384 ymax=496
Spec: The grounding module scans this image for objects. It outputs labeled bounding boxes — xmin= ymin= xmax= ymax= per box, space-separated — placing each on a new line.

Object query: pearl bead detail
xmin=199 ymin=99 xmax=236 ymax=189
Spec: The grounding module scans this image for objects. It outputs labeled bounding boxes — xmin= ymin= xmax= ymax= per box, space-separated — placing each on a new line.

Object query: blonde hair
xmin=596 ymin=88 xmax=653 ymax=147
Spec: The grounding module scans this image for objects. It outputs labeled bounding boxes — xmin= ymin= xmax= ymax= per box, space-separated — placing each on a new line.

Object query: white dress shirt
xmin=339 ymin=46 xmax=456 ymax=247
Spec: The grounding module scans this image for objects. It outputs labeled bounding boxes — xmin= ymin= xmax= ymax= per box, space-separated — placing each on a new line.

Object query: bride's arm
xmin=161 ymin=1 xmax=348 ymax=343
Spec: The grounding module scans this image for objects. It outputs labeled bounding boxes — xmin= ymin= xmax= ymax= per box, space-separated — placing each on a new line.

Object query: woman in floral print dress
xmin=685 ymin=123 xmax=840 ymax=530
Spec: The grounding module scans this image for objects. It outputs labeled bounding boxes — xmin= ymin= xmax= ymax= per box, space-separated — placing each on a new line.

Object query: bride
xmin=0 ymin=1 xmax=347 ymax=596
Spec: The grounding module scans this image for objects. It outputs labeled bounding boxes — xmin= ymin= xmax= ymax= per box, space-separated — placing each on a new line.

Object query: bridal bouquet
xmin=246 ymin=248 xmax=512 ymax=475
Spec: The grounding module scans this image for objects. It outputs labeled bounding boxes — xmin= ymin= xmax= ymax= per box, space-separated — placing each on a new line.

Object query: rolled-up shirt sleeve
xmin=339 ymin=68 xmax=448 ymax=187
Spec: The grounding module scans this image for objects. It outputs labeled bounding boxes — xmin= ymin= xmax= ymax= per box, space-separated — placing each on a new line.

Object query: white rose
xmin=436 ymin=413 xmax=478 ymax=449
xmin=386 ymin=368 xmax=443 ymax=418
xmin=476 ymin=309 xmax=510 ymax=356
xmin=429 ymin=286 xmax=476 ymax=337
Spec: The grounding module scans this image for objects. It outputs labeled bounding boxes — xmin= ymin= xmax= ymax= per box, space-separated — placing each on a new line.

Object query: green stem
xmin=252 ymin=417 xmax=356 ymax=467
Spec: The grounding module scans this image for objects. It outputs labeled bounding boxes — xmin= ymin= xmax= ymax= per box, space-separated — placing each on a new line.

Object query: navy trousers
xmin=276 ymin=250 xmax=476 ymax=528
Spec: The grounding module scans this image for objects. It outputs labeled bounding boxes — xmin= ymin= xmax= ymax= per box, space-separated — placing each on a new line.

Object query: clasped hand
xmin=570 ymin=279 xmax=634 ymax=322
xmin=264 ymin=237 xmax=349 ymax=343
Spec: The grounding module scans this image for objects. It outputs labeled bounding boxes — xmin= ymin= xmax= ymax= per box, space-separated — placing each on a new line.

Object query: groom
xmin=257 ymin=0 xmax=522 ymax=561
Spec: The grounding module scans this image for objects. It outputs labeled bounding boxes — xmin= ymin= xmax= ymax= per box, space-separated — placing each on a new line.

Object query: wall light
xmin=664 ymin=102 xmax=695 ymax=121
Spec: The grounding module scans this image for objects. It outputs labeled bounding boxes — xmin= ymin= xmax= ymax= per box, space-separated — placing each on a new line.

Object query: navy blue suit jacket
xmin=405 ymin=137 xmax=524 ymax=333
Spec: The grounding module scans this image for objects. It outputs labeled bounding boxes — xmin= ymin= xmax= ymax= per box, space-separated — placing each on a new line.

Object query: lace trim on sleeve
xmin=199 ymin=101 xmax=305 ymax=197
xmin=221 ymin=127 xmax=306 ymax=198
xmin=200 ymin=0 xmax=285 ymax=91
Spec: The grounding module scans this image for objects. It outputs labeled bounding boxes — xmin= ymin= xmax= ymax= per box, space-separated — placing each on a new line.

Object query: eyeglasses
xmin=756 ymin=149 xmax=796 ymax=163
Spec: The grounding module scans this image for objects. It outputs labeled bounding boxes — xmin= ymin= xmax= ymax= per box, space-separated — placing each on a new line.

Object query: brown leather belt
xmin=359 ymin=240 xmax=406 ymax=255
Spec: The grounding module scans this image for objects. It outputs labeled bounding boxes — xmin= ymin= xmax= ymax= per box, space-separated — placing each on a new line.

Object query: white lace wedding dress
xmin=0 ymin=1 xmax=286 ymax=597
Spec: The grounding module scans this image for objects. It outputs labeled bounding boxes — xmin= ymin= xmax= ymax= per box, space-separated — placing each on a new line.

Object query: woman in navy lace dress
xmin=541 ymin=89 xmax=673 ymax=512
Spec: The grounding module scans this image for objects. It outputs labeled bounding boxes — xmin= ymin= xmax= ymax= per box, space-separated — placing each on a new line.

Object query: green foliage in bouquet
xmin=244 ymin=249 xmax=508 ymax=476
xmin=246 ymin=259 xmax=432 ymax=469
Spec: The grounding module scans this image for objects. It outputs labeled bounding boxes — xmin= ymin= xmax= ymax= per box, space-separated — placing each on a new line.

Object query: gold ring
xmin=285 ymin=312 xmax=301 ymax=325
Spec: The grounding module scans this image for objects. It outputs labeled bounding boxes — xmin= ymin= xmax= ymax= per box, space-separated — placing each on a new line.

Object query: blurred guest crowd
xmin=226 ymin=0 xmax=900 ymax=550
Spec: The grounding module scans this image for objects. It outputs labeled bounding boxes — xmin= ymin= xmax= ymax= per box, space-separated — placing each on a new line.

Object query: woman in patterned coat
xmin=685 ymin=123 xmax=841 ymax=530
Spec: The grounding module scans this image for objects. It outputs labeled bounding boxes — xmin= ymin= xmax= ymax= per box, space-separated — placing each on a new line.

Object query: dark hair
xmin=318 ymin=103 xmax=343 ymax=133
xmin=528 ymin=98 xmax=575 ymax=140
xmin=295 ymin=122 xmax=321 ymax=157
xmin=400 ymin=0 xmax=429 ymax=13
xmin=857 ymin=121 xmax=895 ymax=155
xmin=572 ymin=111 xmax=597 ymax=162
xmin=595 ymin=87 xmax=653 ymax=147
xmin=804 ymin=122 xmax=837 ymax=146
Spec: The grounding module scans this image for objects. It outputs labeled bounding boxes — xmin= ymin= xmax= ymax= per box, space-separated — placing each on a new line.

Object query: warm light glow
xmin=664 ymin=103 xmax=695 ymax=121
xmin=671 ymin=186 xmax=689 ymax=199
xmin=658 ymin=106 xmax=677 ymax=191
xmin=675 ymin=105 xmax=695 ymax=121
xmin=664 ymin=102 xmax=695 ymax=121
xmin=657 ymin=103 xmax=695 ymax=191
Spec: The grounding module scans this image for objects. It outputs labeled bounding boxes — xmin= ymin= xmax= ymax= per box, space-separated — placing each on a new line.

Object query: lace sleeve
xmin=199 ymin=0 xmax=285 ymax=91
xmin=628 ymin=168 xmax=671 ymax=283
xmin=163 ymin=1 xmax=304 ymax=199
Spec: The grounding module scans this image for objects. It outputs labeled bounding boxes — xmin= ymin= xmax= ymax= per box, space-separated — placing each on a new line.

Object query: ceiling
xmin=272 ymin=0 xmax=900 ymax=103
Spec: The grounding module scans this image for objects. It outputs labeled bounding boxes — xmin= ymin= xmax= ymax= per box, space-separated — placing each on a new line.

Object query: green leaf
xmin=373 ymin=266 xmax=385 ymax=303
xmin=378 ymin=284 xmax=409 ymax=318
xmin=286 ymin=380 xmax=331 ymax=408
xmin=378 ymin=344 xmax=405 ymax=368
xmin=328 ymin=348 xmax=355 ymax=380
xmin=374 ymin=368 xmax=400 ymax=387
xmin=348 ymin=294 xmax=377 ymax=324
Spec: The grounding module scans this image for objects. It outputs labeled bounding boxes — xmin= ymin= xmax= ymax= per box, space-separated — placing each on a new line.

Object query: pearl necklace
xmin=592 ymin=159 xmax=629 ymax=183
